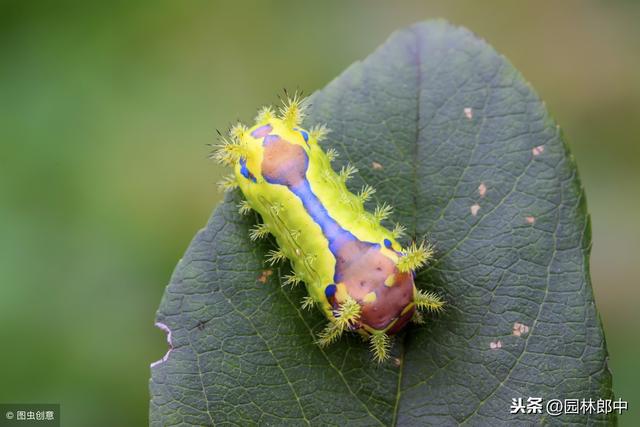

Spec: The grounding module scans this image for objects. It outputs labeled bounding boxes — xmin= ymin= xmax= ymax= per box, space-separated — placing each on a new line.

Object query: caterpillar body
xmin=214 ymin=94 xmax=443 ymax=362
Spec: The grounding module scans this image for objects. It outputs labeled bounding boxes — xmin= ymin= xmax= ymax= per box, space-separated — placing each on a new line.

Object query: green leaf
xmin=149 ymin=21 xmax=613 ymax=426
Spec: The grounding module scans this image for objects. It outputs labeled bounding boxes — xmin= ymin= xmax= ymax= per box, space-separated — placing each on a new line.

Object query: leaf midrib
xmin=391 ymin=26 xmax=424 ymax=427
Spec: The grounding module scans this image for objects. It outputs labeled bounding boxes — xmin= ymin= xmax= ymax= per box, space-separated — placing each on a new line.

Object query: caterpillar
xmin=213 ymin=93 xmax=444 ymax=362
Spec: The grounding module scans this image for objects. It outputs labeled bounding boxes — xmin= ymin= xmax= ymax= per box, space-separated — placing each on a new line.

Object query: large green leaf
xmin=149 ymin=21 xmax=613 ymax=426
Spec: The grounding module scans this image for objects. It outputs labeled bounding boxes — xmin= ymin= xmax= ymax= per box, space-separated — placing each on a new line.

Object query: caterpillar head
xmin=321 ymin=238 xmax=441 ymax=362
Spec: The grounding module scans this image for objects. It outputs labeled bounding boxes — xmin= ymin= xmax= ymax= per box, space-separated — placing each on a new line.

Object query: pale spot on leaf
xmin=464 ymin=107 xmax=473 ymax=119
xmin=258 ymin=269 xmax=273 ymax=284
xmin=525 ymin=216 xmax=536 ymax=224
xmin=513 ymin=322 xmax=530 ymax=337
xmin=372 ymin=161 xmax=383 ymax=170
xmin=478 ymin=182 xmax=487 ymax=197
xmin=490 ymin=340 xmax=502 ymax=350
xmin=532 ymin=145 xmax=545 ymax=156
xmin=470 ymin=204 xmax=480 ymax=216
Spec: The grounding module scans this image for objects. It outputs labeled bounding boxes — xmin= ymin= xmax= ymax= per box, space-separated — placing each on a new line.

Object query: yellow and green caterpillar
xmin=213 ymin=93 xmax=443 ymax=362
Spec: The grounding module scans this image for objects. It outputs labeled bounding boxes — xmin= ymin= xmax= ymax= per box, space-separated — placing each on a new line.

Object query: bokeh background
xmin=1 ymin=1 xmax=638 ymax=425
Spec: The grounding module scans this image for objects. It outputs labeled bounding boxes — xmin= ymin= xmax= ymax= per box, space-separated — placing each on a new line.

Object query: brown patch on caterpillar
xmin=261 ymin=135 xmax=308 ymax=187
xmin=359 ymin=271 xmax=415 ymax=332
xmin=335 ymin=240 xmax=415 ymax=331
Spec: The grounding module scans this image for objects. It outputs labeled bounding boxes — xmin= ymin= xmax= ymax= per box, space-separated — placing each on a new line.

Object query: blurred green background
xmin=1 ymin=1 xmax=638 ymax=425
